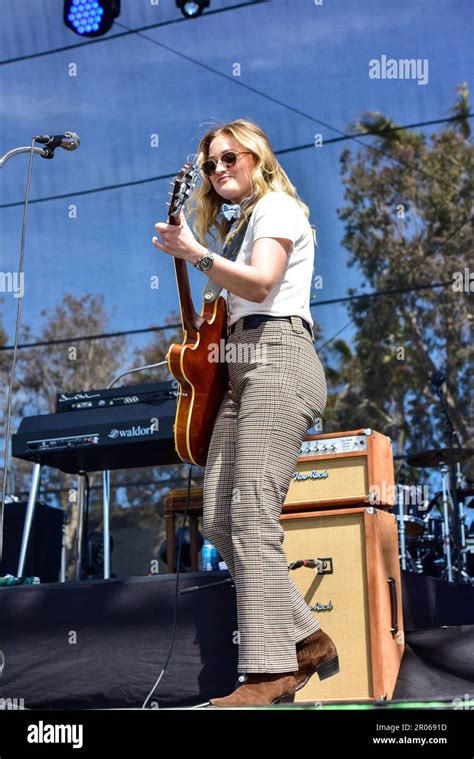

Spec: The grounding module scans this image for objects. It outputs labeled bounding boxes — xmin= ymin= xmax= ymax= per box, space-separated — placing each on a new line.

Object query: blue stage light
xmin=176 ymin=1 xmax=211 ymax=19
xmin=63 ymin=0 xmax=120 ymax=37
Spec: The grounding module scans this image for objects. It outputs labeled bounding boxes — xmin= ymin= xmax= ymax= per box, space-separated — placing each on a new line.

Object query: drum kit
xmin=395 ymin=447 xmax=474 ymax=584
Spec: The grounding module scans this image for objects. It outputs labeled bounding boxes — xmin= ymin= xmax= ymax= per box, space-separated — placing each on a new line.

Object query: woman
xmin=152 ymin=119 xmax=339 ymax=707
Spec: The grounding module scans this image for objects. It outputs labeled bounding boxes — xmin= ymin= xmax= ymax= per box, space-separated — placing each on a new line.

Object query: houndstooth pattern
xmin=203 ymin=315 xmax=327 ymax=674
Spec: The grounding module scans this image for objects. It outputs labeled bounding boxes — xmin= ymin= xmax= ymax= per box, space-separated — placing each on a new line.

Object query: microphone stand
xmin=0 ymin=139 xmax=52 ymax=569
xmin=0 ymin=144 xmax=49 ymax=169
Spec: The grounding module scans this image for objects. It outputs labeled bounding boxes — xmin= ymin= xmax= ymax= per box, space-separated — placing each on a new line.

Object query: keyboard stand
xmin=17 ymin=464 xmax=88 ymax=581
xmin=17 ymin=463 xmax=42 ymax=577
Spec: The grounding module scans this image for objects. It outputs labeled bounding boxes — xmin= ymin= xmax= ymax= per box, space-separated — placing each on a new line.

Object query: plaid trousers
xmin=202 ymin=315 xmax=327 ymax=673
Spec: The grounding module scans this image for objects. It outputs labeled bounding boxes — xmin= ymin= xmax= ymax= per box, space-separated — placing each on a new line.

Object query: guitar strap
xmin=202 ymin=218 xmax=250 ymax=304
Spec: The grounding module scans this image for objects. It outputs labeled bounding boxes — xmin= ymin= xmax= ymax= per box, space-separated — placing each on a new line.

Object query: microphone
xmin=34 ymin=132 xmax=80 ymax=151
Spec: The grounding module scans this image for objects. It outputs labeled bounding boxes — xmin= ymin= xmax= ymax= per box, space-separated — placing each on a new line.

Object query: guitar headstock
xmin=167 ymin=161 xmax=200 ymax=222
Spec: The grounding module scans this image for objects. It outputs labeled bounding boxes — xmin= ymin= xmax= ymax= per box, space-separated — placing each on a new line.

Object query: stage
xmin=0 ymin=570 xmax=473 ymax=710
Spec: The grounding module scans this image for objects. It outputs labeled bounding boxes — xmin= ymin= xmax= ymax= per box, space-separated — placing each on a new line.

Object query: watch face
xmin=200 ymin=256 xmax=213 ymax=271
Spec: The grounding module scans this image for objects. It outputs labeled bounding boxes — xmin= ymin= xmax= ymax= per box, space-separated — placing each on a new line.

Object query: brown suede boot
xmin=295 ymin=628 xmax=340 ymax=688
xmin=209 ymin=671 xmax=300 ymax=707
xmin=208 ymin=630 xmax=339 ymax=707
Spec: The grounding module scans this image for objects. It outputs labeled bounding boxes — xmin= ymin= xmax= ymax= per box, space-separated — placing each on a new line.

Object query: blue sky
xmin=0 ymin=0 xmax=471 ymax=362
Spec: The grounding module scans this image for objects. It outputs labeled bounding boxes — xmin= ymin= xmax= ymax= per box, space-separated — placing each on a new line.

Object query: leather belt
xmin=228 ymin=314 xmax=312 ymax=337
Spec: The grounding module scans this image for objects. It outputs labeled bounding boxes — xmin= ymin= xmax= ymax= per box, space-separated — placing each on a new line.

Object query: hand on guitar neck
xmin=152 ymin=207 xmax=206 ymax=265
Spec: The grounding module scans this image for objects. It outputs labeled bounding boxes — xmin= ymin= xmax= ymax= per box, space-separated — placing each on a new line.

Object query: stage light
xmin=63 ymin=1 xmax=121 ymax=37
xmin=176 ymin=1 xmax=210 ymax=19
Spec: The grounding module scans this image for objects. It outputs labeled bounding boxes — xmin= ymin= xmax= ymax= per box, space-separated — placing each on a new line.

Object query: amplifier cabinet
xmin=283 ymin=428 xmax=395 ymax=512
xmin=281 ymin=506 xmax=404 ymax=702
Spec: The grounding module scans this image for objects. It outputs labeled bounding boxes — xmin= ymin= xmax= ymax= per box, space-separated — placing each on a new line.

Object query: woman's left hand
xmin=152 ymin=208 xmax=204 ymax=262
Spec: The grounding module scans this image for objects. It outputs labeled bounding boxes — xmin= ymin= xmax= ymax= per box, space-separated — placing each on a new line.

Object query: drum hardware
xmin=395 ymin=464 xmax=455 ymax=582
xmin=405 ymin=448 xmax=474 ymax=468
xmin=398 ymin=444 xmax=474 ymax=584
xmin=453 ymin=469 xmax=474 ymax=581
xmin=439 ymin=463 xmax=454 ymax=582
xmin=406 ymin=430 xmax=474 ymax=582
xmin=428 ymin=370 xmax=471 ymax=585
xmin=395 ymin=482 xmax=432 ymax=571
xmin=396 ymin=514 xmax=425 ymax=539
xmin=422 ymin=510 xmax=444 ymax=544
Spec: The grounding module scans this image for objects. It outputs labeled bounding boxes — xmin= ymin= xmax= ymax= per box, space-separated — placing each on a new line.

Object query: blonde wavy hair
xmin=186 ymin=119 xmax=314 ymax=250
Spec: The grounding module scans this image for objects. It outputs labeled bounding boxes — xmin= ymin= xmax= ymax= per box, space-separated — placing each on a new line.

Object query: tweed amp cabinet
xmin=283 ymin=428 xmax=395 ymax=512
xmin=281 ymin=506 xmax=404 ymax=702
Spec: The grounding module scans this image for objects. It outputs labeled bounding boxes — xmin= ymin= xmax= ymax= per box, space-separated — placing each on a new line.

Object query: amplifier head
xmin=284 ymin=428 xmax=395 ymax=512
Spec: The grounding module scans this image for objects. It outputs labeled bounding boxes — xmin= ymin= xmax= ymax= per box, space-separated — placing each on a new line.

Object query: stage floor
xmin=0 ymin=571 xmax=473 ymax=709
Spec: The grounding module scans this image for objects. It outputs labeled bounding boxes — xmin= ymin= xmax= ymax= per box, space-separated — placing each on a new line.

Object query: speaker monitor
xmin=0 ymin=501 xmax=63 ymax=583
xmin=281 ymin=506 xmax=404 ymax=702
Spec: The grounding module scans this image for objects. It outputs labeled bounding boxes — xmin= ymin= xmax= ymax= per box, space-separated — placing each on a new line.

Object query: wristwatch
xmin=193 ymin=250 xmax=215 ymax=272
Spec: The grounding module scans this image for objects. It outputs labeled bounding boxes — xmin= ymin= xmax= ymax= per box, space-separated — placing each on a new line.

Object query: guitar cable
xmin=141 ymin=462 xmax=193 ymax=709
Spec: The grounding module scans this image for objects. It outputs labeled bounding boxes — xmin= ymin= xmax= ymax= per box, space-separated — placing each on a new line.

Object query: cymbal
xmin=406 ymin=448 xmax=474 ymax=468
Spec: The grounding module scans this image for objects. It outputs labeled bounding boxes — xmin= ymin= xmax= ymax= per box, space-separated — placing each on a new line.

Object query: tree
xmin=0 ymin=309 xmax=17 ymax=494
xmin=7 ymin=293 xmax=127 ymax=575
xmin=323 ymin=85 xmax=473 ymax=467
xmin=17 ymin=292 xmax=126 ymax=415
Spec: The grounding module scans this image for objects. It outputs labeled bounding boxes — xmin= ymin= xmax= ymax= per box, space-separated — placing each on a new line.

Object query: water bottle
xmin=201 ymin=539 xmax=219 ymax=571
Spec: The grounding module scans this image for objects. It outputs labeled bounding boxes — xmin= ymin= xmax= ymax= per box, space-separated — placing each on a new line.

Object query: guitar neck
xmin=169 ymin=214 xmax=203 ymax=337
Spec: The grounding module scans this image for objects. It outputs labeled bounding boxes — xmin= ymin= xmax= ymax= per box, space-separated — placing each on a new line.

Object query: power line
xmin=0 ymin=177 xmax=469 ymax=355
xmin=0 ymin=279 xmax=463 ymax=352
xmin=0 ymin=114 xmax=469 ymax=210
xmin=0 ymin=172 xmax=175 ymax=209
xmin=310 ymin=210 xmax=472 ymax=308
xmin=114 ymin=20 xmax=468 ymax=195
xmin=310 ymin=207 xmax=472 ymax=308
xmin=310 ymin=279 xmax=456 ymax=308
xmin=0 ymin=324 xmax=173 ymax=351
xmin=315 ymin=319 xmax=354 ymax=353
xmin=0 ymin=6 xmax=467 ymax=202
xmin=277 ymin=114 xmax=473 ymax=153
xmin=0 ymin=1 xmax=269 ymax=66
xmin=311 ymin=211 xmax=473 ymax=350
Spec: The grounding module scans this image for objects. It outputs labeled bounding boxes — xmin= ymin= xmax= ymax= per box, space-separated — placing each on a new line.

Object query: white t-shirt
xmin=225 ymin=191 xmax=315 ymax=328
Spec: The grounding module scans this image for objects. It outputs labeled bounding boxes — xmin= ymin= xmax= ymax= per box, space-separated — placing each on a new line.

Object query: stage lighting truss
xmin=176 ymin=1 xmax=211 ymax=19
xmin=63 ymin=0 xmax=121 ymax=37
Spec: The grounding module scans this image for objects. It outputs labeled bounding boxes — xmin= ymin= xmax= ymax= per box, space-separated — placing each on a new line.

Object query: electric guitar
xmin=166 ymin=162 xmax=228 ymax=467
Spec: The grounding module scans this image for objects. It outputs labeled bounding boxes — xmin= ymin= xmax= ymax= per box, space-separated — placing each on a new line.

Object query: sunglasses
xmin=201 ymin=150 xmax=252 ymax=177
